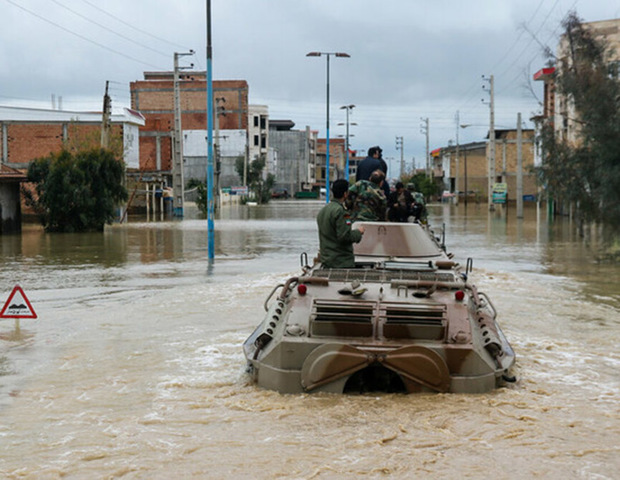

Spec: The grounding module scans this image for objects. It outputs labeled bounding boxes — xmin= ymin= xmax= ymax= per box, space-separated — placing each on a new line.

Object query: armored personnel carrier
xmin=243 ymin=221 xmax=515 ymax=394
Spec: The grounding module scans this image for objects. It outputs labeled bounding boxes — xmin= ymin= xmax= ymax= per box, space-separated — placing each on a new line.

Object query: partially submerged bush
xmin=24 ymin=148 xmax=128 ymax=232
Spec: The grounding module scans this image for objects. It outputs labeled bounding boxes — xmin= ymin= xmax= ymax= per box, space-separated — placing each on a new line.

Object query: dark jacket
xmin=387 ymin=189 xmax=414 ymax=222
xmin=316 ymin=200 xmax=363 ymax=268
xmin=356 ymin=156 xmax=383 ymax=182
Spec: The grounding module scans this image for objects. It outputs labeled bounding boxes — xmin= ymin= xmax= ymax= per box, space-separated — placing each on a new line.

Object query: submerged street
xmin=1 ymin=201 xmax=619 ymax=479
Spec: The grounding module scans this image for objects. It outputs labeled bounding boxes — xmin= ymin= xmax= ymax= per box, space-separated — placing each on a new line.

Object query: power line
xmin=78 ymin=0 xmax=191 ymax=50
xmin=3 ymin=0 xmax=165 ymax=70
xmin=432 ymin=0 xmax=564 ymax=121
xmin=49 ymin=0 xmax=171 ymax=58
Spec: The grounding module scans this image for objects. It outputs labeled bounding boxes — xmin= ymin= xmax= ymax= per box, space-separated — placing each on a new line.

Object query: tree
xmin=538 ymin=12 xmax=620 ymax=228
xmin=401 ymin=172 xmax=439 ymax=202
xmin=186 ymin=178 xmax=208 ymax=215
xmin=234 ymin=155 xmax=275 ymax=204
xmin=24 ymin=148 xmax=128 ymax=232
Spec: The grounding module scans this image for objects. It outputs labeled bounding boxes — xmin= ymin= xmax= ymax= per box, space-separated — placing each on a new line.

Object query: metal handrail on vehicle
xmin=263 ymin=283 xmax=285 ymax=312
xmin=478 ymin=292 xmax=497 ymax=320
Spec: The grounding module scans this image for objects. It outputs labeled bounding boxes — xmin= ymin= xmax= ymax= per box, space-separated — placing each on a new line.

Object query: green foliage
xmin=234 ymin=155 xmax=275 ymax=204
xmin=538 ymin=12 xmax=620 ymax=228
xmin=24 ymin=148 xmax=128 ymax=232
xmin=186 ymin=178 xmax=208 ymax=215
xmin=401 ymin=172 xmax=439 ymax=202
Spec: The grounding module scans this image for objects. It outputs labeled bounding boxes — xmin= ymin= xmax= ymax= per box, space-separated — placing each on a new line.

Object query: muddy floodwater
xmin=1 ymin=201 xmax=619 ymax=479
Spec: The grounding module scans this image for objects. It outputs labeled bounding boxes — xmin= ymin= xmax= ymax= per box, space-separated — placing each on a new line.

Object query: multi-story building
xmin=268 ymin=120 xmax=317 ymax=195
xmin=130 ymin=72 xmax=249 ymax=188
xmin=316 ymin=137 xmax=346 ymax=189
xmin=248 ymin=105 xmax=269 ymax=168
xmin=534 ymin=18 xmax=620 ymax=142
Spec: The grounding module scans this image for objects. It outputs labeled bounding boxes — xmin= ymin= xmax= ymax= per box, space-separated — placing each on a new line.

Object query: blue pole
xmin=325 ymin=54 xmax=330 ymax=204
xmin=206 ymin=0 xmax=214 ymax=261
xmin=345 ymin=106 xmax=350 ymax=182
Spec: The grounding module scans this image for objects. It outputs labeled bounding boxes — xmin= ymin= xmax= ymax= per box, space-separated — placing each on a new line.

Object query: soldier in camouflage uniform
xmin=346 ymin=170 xmax=387 ymax=222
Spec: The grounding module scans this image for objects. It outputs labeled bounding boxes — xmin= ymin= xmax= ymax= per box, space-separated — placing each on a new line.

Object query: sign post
xmin=1 ymin=285 xmax=38 ymax=319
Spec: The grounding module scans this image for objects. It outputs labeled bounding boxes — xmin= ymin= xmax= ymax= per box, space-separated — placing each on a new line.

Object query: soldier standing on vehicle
xmin=357 ymin=146 xmax=390 ymax=199
xmin=317 ymin=179 xmax=365 ymax=269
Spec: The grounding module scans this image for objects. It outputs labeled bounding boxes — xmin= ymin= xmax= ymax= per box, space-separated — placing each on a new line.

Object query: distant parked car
xmin=271 ymin=189 xmax=289 ymax=199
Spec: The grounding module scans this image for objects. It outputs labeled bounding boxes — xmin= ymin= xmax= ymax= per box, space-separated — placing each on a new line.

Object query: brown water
xmin=1 ymin=202 xmax=618 ymax=479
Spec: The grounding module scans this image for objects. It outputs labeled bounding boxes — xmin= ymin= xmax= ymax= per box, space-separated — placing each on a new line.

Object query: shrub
xmin=24 ymin=148 xmax=128 ymax=232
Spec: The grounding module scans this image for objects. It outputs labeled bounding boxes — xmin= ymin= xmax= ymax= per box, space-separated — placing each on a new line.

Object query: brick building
xmin=0 ymin=105 xmax=144 ymax=232
xmin=0 ymin=105 xmax=144 ymax=169
xmin=130 ymin=72 xmax=249 ymax=186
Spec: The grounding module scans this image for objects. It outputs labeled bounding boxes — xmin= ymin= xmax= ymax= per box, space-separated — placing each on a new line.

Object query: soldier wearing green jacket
xmin=317 ymin=179 xmax=365 ymax=268
xmin=346 ymin=169 xmax=387 ymax=222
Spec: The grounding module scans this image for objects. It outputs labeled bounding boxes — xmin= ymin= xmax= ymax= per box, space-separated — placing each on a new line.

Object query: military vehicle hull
xmin=243 ymin=222 xmax=516 ymax=394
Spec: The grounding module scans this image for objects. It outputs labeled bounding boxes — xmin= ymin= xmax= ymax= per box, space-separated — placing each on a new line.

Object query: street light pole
xmin=340 ymin=104 xmax=355 ymax=181
xmin=307 ymin=51 xmax=350 ymax=203
xmin=206 ymin=0 xmax=215 ymax=261
xmin=454 ymin=110 xmax=460 ymax=206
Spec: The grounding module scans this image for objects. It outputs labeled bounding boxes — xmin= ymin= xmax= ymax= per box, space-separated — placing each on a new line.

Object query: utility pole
xmin=339 ymin=104 xmax=355 ymax=181
xmin=516 ymin=112 xmax=524 ymax=219
xmin=206 ymin=0 xmax=215 ymax=261
xmin=420 ymin=117 xmax=429 ymax=178
xmin=100 ymin=81 xmax=111 ymax=148
xmin=483 ymin=75 xmax=496 ymax=210
xmin=214 ymin=97 xmax=225 ymax=196
xmin=395 ymin=136 xmax=404 ymax=178
xmin=172 ymin=51 xmax=194 ymax=217
xmin=454 ymin=110 xmax=460 ymax=206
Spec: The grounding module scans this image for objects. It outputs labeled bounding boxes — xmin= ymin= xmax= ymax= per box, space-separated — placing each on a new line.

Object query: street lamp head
xmin=340 ymin=104 xmax=355 ymax=110
xmin=306 ymin=51 xmax=321 ymax=57
xmin=335 ymin=52 xmax=351 ymax=58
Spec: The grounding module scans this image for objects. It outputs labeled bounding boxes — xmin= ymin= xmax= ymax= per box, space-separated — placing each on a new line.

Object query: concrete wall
xmin=270 ymin=129 xmax=315 ymax=194
xmin=183 ymin=129 xmax=246 ymax=187
xmin=123 ymin=124 xmax=140 ymax=169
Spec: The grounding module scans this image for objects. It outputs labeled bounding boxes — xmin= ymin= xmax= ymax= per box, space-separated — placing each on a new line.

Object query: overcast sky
xmin=2 ymin=0 xmax=619 ymax=174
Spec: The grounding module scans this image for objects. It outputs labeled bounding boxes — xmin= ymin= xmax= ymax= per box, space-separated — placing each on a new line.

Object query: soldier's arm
xmin=334 ymin=208 xmax=362 ymax=243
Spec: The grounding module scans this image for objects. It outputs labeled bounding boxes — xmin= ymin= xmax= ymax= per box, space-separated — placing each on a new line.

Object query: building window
xmin=253 ymin=135 xmax=259 ymax=146
xmin=253 ymin=116 xmax=259 ymax=127
xmin=261 ymin=135 xmax=266 ymax=149
xmin=260 ymin=116 xmax=267 ymax=129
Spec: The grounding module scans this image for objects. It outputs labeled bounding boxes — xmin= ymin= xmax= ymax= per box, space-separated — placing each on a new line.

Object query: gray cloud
xmin=1 ymin=0 xmax=617 ymax=163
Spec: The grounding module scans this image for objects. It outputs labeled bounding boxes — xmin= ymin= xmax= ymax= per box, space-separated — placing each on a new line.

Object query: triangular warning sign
xmin=0 ymin=285 xmax=38 ymax=319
